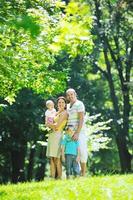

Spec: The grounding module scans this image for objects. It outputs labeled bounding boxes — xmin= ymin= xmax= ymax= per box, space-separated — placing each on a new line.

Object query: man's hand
xmin=76 ymin=155 xmax=80 ymax=162
xmin=72 ymin=133 xmax=79 ymax=141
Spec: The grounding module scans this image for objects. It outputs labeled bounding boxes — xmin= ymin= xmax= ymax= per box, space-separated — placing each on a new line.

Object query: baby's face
xmin=47 ymin=102 xmax=54 ymax=110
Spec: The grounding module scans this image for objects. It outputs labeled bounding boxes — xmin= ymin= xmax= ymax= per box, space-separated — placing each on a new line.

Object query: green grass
xmin=0 ymin=175 xmax=133 ymax=200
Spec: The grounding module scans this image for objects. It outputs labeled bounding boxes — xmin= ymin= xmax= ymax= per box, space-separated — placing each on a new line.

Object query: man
xmin=66 ymin=88 xmax=88 ymax=176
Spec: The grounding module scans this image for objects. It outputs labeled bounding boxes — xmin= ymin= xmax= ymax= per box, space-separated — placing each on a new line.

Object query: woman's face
xmin=66 ymin=91 xmax=77 ymax=103
xmin=57 ymin=99 xmax=66 ymax=111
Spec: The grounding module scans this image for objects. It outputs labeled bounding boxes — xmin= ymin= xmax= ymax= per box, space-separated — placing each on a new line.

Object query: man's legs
xmin=79 ymin=133 xmax=88 ymax=176
xmin=80 ymin=162 xmax=86 ymax=176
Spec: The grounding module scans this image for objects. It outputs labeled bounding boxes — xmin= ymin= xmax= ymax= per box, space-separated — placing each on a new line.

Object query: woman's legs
xmin=50 ymin=157 xmax=56 ymax=178
xmin=56 ymin=158 xmax=62 ymax=179
xmin=50 ymin=157 xmax=62 ymax=179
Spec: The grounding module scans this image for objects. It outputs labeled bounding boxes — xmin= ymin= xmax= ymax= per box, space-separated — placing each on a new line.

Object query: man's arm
xmin=72 ymin=112 xmax=84 ymax=140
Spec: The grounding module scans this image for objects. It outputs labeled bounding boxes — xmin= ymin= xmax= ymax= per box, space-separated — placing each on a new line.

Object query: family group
xmin=45 ymin=88 xmax=88 ymax=179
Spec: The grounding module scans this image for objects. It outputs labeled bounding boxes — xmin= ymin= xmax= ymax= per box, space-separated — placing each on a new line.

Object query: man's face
xmin=66 ymin=91 xmax=76 ymax=103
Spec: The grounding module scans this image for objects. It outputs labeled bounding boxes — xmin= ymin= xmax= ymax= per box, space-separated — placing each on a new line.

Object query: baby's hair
xmin=46 ymin=100 xmax=54 ymax=107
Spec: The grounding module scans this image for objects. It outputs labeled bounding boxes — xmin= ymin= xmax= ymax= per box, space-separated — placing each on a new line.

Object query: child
xmin=45 ymin=100 xmax=56 ymax=125
xmin=61 ymin=125 xmax=80 ymax=179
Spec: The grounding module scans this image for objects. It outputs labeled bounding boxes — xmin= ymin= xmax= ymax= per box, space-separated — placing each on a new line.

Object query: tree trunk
xmin=103 ymin=43 xmax=132 ymax=172
xmin=11 ymin=149 xmax=25 ymax=183
xmin=35 ymin=146 xmax=47 ymax=181
xmin=116 ymin=133 xmax=131 ymax=172
xmin=27 ymin=147 xmax=35 ymax=181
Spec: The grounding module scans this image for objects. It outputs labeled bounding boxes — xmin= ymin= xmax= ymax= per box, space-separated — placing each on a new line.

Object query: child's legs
xmin=56 ymin=158 xmax=62 ymax=179
xmin=72 ymin=156 xmax=80 ymax=176
xmin=65 ymin=154 xmax=73 ymax=178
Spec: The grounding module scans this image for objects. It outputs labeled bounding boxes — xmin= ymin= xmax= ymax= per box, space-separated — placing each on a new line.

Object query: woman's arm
xmin=55 ymin=111 xmax=68 ymax=129
xmin=61 ymin=145 xmax=65 ymax=162
xmin=45 ymin=118 xmax=56 ymax=131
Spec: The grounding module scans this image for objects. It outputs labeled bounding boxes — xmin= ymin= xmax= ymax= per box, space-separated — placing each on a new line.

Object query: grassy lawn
xmin=0 ymin=175 xmax=133 ymax=200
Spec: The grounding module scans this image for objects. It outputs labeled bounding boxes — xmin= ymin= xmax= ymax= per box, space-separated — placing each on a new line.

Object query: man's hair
xmin=66 ymin=88 xmax=76 ymax=95
xmin=46 ymin=100 xmax=54 ymax=107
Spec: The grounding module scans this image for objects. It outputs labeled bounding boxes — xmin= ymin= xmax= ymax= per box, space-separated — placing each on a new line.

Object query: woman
xmin=46 ymin=96 xmax=67 ymax=179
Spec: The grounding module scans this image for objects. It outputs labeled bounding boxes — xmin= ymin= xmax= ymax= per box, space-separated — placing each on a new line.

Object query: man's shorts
xmin=78 ymin=132 xmax=88 ymax=163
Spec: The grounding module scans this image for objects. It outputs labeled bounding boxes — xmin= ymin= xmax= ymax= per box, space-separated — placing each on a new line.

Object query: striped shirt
xmin=67 ymin=100 xmax=85 ymax=132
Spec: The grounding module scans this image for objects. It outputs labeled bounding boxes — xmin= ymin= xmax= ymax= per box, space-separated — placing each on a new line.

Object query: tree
xmin=54 ymin=0 xmax=133 ymax=172
xmin=0 ymin=0 xmax=67 ymax=100
xmin=0 ymin=88 xmax=46 ymax=183
xmin=86 ymin=0 xmax=133 ymax=172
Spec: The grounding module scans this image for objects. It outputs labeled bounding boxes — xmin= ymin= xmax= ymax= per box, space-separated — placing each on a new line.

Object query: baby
xmin=45 ymin=100 xmax=56 ymax=125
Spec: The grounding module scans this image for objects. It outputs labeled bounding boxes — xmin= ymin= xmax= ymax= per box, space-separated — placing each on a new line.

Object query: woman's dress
xmin=46 ymin=113 xmax=66 ymax=158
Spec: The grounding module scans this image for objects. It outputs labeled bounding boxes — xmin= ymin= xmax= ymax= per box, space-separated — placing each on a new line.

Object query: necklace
xmin=70 ymin=101 xmax=76 ymax=108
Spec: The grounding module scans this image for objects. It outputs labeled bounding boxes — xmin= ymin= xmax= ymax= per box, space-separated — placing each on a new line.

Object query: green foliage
xmin=0 ymin=0 xmax=132 ymax=181
xmin=49 ymin=1 xmax=93 ymax=57
xmin=0 ymin=175 xmax=133 ymax=200
xmin=86 ymin=113 xmax=112 ymax=152
xmin=0 ymin=88 xmax=46 ymax=183
xmin=0 ymin=0 xmax=68 ymax=99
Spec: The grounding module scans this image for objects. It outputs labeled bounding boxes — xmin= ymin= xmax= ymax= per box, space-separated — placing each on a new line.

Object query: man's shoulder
xmin=76 ymin=100 xmax=84 ymax=104
xmin=75 ymin=100 xmax=84 ymax=107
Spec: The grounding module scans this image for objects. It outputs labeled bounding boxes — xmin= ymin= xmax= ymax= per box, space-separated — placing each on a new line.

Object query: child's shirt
xmin=45 ymin=108 xmax=56 ymax=124
xmin=61 ymin=135 xmax=79 ymax=156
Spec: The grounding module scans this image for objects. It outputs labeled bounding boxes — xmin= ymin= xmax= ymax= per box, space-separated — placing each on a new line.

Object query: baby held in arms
xmin=45 ymin=100 xmax=56 ymax=125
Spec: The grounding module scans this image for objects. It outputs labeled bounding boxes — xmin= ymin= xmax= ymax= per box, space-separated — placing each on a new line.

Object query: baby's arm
xmin=45 ymin=116 xmax=49 ymax=125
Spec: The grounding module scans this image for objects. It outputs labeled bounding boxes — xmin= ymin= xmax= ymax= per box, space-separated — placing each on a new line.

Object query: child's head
xmin=46 ymin=100 xmax=54 ymax=110
xmin=66 ymin=125 xmax=74 ymax=137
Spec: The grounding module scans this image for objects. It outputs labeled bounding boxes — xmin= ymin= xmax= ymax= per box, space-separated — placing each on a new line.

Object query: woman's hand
xmin=47 ymin=123 xmax=57 ymax=131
